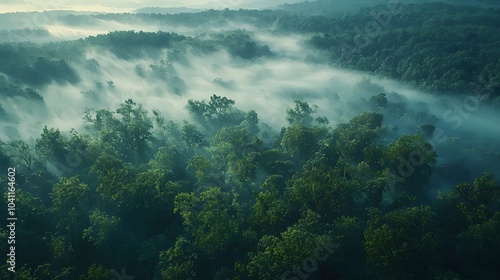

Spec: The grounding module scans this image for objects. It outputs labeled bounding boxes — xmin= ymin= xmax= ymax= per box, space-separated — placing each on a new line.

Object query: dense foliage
xmin=307 ymin=3 xmax=500 ymax=96
xmin=1 ymin=93 xmax=499 ymax=279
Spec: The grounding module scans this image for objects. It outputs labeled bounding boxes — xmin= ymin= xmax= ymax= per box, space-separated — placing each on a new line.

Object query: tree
xmin=6 ymin=140 xmax=36 ymax=171
xmin=148 ymin=146 xmax=185 ymax=179
xmin=249 ymin=149 xmax=294 ymax=179
xmin=364 ymin=206 xmax=442 ymax=279
xmin=209 ymin=126 xmax=257 ymax=167
xmin=437 ymin=173 xmax=499 ymax=227
xmin=288 ymin=159 xmax=357 ymax=221
xmin=90 ymin=154 xmax=135 ymax=208
xmin=8 ymin=190 xmax=53 ymax=268
xmin=170 ymin=187 xmax=249 ymax=279
xmin=159 ymin=237 xmax=197 ymax=280
xmin=187 ymin=156 xmax=223 ymax=187
xmin=79 ymin=264 xmax=111 ymax=280
xmin=369 ymin=93 xmax=388 ymax=109
xmin=49 ymin=177 xmax=93 ymax=268
xmin=115 ymin=99 xmax=153 ymax=160
xmin=457 ymin=217 xmax=500 ymax=279
xmin=417 ymin=123 xmax=436 ymax=138
xmin=208 ymin=94 xmax=235 ymax=116
xmin=185 ymin=95 xmax=244 ymax=130
xmin=250 ymin=175 xmax=293 ymax=235
xmin=384 ymin=134 xmax=436 ymax=199
xmin=286 ymin=100 xmax=328 ymax=126
xmin=136 ymin=235 xmax=169 ymax=279
xmin=152 ymin=110 xmax=185 ymax=149
xmin=35 ymin=126 xmax=69 ymax=173
xmin=127 ymin=170 xmax=184 ymax=233
xmin=243 ymin=110 xmax=259 ymax=134
xmin=280 ymin=125 xmax=329 ymax=164
xmin=246 ymin=211 xmax=334 ymax=280
xmin=51 ymin=177 xmax=91 ymax=232
xmin=84 ymin=100 xmax=153 ymax=163
xmin=181 ymin=121 xmax=207 ymax=149
xmin=0 ymin=140 xmax=11 ymax=171
xmin=333 ymin=112 xmax=384 ymax=163
xmin=286 ymin=100 xmax=316 ymax=125
xmin=82 ymin=209 xmax=122 ymax=265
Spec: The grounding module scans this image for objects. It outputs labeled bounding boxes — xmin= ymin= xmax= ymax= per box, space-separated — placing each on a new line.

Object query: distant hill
xmin=135 ymin=7 xmax=204 ymax=14
xmin=277 ymin=0 xmax=500 ymax=15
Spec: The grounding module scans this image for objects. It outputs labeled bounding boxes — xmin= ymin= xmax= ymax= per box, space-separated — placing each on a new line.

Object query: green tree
xmin=209 ymin=126 xmax=264 ymax=188
xmin=286 ymin=100 xmax=328 ymax=126
xmin=457 ymin=216 xmax=500 ymax=279
xmin=186 ymin=94 xmax=244 ymax=130
xmin=51 ymin=177 xmax=91 ymax=228
xmin=250 ymin=175 xmax=294 ymax=235
xmin=417 ymin=123 xmax=436 ymax=139
xmin=8 ymin=190 xmax=52 ymax=268
xmin=0 ymin=140 xmax=11 ymax=171
xmin=246 ymin=211 xmax=334 ymax=280
xmin=286 ymin=100 xmax=317 ymax=126
xmin=364 ymin=206 xmax=442 ymax=279
xmin=6 ymin=140 xmax=36 ymax=171
xmin=288 ymin=159 xmax=358 ymax=221
xmin=181 ymin=121 xmax=207 ymax=149
xmin=84 ymin=99 xmax=153 ymax=163
xmin=384 ymin=134 xmax=436 ymax=199
xmin=82 ymin=209 xmax=122 ymax=265
xmin=170 ymin=187 xmax=250 ymax=279
xmin=35 ymin=126 xmax=69 ymax=174
xmin=50 ymin=176 xmax=91 ymax=256
xmin=148 ymin=146 xmax=185 ymax=180
xmin=115 ymin=99 xmax=153 ymax=160
xmin=280 ymin=125 xmax=329 ymax=164
xmin=369 ymin=93 xmax=388 ymax=109
xmin=159 ymin=237 xmax=197 ymax=280
xmin=90 ymin=154 xmax=135 ymax=208
xmin=127 ymin=169 xmax=184 ymax=233
xmin=79 ymin=264 xmax=111 ymax=280
xmin=333 ymin=112 xmax=384 ymax=163
xmin=187 ymin=155 xmax=223 ymax=187
xmin=243 ymin=110 xmax=259 ymax=134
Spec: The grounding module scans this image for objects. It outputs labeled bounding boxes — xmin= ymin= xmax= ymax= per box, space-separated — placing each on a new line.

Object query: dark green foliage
xmin=364 ymin=206 xmax=443 ymax=279
xmin=457 ymin=217 xmax=500 ymax=278
xmin=0 ymin=83 xmax=43 ymax=102
xmin=83 ymin=99 xmax=153 ymax=164
xmin=384 ymin=135 xmax=436 ymax=200
xmin=333 ymin=111 xmax=384 ymax=163
xmin=0 ymin=46 xmax=80 ymax=86
xmin=286 ymin=100 xmax=324 ymax=126
xmin=370 ymin=93 xmax=388 ymax=109
xmin=307 ymin=3 xmax=500 ymax=96
xmin=1 ymin=94 xmax=499 ymax=279
xmin=186 ymin=94 xmax=245 ymax=131
xmin=206 ymin=32 xmax=272 ymax=59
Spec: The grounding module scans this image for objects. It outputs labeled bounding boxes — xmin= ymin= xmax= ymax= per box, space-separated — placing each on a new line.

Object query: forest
xmin=0 ymin=1 xmax=499 ymax=280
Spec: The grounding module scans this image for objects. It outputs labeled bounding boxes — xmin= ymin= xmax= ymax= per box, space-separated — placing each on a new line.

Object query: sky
xmin=0 ymin=0 xmax=304 ymax=13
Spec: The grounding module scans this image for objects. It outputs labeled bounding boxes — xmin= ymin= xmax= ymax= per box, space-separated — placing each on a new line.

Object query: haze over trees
xmin=0 ymin=1 xmax=499 ymax=279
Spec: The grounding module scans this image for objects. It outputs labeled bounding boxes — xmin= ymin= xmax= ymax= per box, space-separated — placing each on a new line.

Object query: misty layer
xmin=2 ymin=4 xmax=499 ymax=98
xmin=0 ymin=26 xmax=498 ymax=188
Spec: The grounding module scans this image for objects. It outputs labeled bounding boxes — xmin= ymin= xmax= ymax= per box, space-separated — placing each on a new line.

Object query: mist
xmin=0 ymin=2 xmax=498 ymax=217
xmin=1 ymin=22 xmax=499 ymax=183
